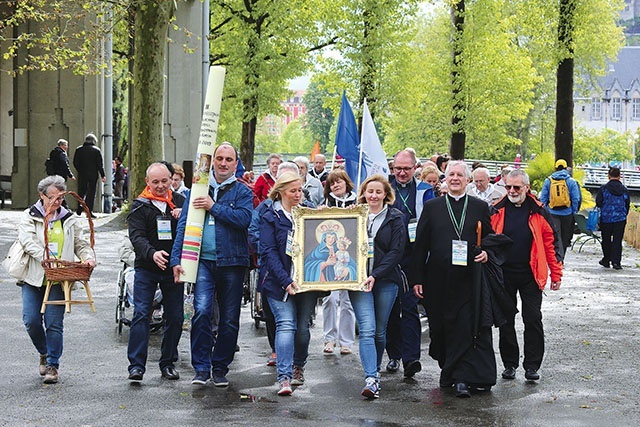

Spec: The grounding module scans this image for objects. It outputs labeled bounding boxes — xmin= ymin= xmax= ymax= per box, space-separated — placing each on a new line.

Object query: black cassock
xmin=409 ymin=194 xmax=496 ymax=387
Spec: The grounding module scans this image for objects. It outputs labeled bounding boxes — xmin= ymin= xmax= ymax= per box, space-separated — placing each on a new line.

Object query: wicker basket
xmin=41 ymin=191 xmax=95 ymax=282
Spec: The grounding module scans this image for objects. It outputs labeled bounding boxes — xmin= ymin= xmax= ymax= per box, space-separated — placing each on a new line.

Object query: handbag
xmin=2 ymin=240 xmax=29 ymax=281
xmin=586 ymin=208 xmax=600 ymax=232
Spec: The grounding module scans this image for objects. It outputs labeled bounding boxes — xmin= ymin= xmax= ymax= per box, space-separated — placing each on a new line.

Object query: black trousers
xmin=550 ymin=213 xmax=574 ymax=261
xmin=600 ymin=220 xmax=626 ymax=266
xmin=77 ymin=175 xmax=98 ymax=213
xmin=499 ymin=269 xmax=544 ymax=371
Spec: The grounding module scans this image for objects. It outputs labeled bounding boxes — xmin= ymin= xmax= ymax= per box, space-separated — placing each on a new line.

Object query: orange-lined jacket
xmin=491 ymin=193 xmax=563 ymax=290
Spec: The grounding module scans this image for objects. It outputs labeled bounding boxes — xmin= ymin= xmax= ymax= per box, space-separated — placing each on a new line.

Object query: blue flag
xmin=335 ymin=91 xmax=362 ymax=186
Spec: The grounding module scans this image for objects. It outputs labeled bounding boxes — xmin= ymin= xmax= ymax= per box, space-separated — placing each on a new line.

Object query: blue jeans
xmin=191 ymin=260 xmax=245 ymax=374
xmin=267 ymin=292 xmax=318 ymax=381
xmin=127 ymin=268 xmax=184 ymax=372
xmin=22 ymin=283 xmax=65 ymax=368
xmin=349 ymin=280 xmax=398 ymax=378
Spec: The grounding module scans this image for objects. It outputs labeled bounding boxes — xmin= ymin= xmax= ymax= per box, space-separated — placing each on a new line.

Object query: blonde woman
xmin=260 ymin=172 xmax=319 ymax=396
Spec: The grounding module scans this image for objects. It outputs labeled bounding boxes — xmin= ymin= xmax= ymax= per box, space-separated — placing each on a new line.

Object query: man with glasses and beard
xmin=490 ymin=169 xmax=562 ymax=383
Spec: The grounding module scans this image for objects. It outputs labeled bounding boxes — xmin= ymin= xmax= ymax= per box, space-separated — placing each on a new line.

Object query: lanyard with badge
xmin=445 ymin=195 xmax=468 ymax=266
xmin=396 ymin=184 xmax=417 ymax=242
xmin=157 ymin=214 xmax=172 ymax=240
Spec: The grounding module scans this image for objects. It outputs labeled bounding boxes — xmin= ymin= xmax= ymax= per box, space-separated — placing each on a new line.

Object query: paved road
xmin=1 ymin=209 xmax=639 ymax=426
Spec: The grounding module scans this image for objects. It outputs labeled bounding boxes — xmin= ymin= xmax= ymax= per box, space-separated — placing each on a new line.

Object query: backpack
xmin=45 ymin=157 xmax=55 ymax=175
xmin=548 ymin=178 xmax=571 ymax=209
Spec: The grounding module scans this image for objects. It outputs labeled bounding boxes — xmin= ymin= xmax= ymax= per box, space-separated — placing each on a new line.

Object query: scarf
xmin=138 ymin=186 xmax=175 ymax=210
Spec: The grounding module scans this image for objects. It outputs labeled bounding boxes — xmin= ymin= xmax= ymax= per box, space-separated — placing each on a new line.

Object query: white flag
xmin=359 ymin=99 xmax=390 ymax=182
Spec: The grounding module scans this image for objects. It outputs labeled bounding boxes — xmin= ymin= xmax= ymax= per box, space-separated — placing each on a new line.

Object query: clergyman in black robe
xmin=409 ymin=160 xmax=495 ymax=397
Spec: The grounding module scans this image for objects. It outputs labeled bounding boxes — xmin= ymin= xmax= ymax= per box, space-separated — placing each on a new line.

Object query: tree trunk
xmin=554 ymin=0 xmax=575 ymax=167
xmin=240 ymin=94 xmax=258 ymax=171
xmin=130 ymin=0 xmax=174 ymax=197
xmin=449 ymin=0 xmax=466 ymax=160
xmin=358 ymin=5 xmax=377 ymax=129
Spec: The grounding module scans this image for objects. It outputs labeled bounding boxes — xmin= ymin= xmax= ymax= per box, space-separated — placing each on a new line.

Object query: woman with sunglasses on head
xmin=16 ymin=175 xmax=95 ymax=384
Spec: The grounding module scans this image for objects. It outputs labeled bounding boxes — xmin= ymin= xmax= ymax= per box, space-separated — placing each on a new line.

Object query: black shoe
xmin=599 ymin=259 xmax=610 ymax=268
xmin=128 ymin=368 xmax=144 ymax=381
xmin=612 ymin=264 xmax=623 ymax=270
xmin=439 ymin=370 xmax=453 ymax=388
xmin=161 ymin=366 xmax=180 ymax=380
xmin=212 ymin=371 xmax=229 ymax=387
xmin=403 ymin=360 xmax=422 ymax=378
xmin=386 ymin=359 xmax=400 ymax=373
xmin=455 ymin=382 xmax=471 ymax=398
xmin=524 ymin=369 xmax=540 ymax=381
xmin=502 ymin=366 xmax=516 ymax=380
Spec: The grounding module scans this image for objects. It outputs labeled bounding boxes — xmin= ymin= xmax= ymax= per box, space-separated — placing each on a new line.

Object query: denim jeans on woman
xmin=267 ymin=292 xmax=318 ymax=381
xmin=22 ymin=283 xmax=65 ymax=368
xmin=349 ymin=280 xmax=398 ymax=378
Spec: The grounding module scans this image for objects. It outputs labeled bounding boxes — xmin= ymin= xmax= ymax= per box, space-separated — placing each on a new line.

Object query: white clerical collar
xmin=448 ymin=193 xmax=466 ymax=201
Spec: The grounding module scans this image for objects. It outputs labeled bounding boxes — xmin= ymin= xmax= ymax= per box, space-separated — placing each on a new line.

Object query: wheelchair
xmin=115 ymin=263 xmax=164 ymax=335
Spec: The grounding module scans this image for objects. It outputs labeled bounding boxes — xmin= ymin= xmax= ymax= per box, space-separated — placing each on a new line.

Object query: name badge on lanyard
xmin=408 ymin=220 xmax=417 ymax=243
xmin=367 ymin=237 xmax=374 ymax=258
xmin=285 ymin=230 xmax=295 ymax=257
xmin=157 ymin=218 xmax=172 ymax=240
xmin=452 ymin=240 xmax=468 ymax=266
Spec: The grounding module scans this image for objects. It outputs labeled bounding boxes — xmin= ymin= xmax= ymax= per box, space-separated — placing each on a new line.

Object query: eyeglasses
xmin=44 ymin=193 xmax=65 ymax=203
xmin=393 ymin=166 xmax=414 ymax=173
xmin=504 ymin=185 xmax=523 ymax=191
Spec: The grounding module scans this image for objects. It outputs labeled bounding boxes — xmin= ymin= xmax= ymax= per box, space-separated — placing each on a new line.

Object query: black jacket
xmin=128 ymin=192 xmax=185 ymax=274
xmin=73 ymin=142 xmax=106 ymax=180
xmin=49 ymin=146 xmax=74 ymax=179
xmin=370 ymin=207 xmax=407 ymax=286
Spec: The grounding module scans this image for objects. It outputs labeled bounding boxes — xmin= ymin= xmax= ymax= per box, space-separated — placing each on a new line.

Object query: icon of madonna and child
xmin=304 ymin=219 xmax=358 ymax=283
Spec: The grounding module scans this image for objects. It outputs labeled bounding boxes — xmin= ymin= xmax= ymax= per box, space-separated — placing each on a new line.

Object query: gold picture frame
xmin=291 ymin=205 xmax=369 ymax=293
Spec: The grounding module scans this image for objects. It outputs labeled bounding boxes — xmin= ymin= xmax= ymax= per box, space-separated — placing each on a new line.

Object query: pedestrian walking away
xmin=72 ymin=133 xmax=106 ymax=217
xmin=539 ymin=159 xmax=581 ymax=261
xmin=596 ymin=167 xmax=630 ymax=270
xmin=46 ymin=139 xmax=75 ymax=181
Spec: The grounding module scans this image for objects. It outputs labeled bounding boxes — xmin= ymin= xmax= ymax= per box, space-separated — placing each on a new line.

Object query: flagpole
xmin=331 ymin=144 xmax=337 ymax=170
xmin=356 ymin=99 xmax=367 ymax=189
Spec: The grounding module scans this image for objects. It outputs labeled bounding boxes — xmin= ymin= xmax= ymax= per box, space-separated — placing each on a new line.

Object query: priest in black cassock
xmin=409 ymin=160 xmax=495 ymax=398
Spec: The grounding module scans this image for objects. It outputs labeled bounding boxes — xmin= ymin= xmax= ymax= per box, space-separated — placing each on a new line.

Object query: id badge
xmin=157 ymin=218 xmax=172 ymax=240
xmin=285 ymin=230 xmax=295 ymax=257
xmin=367 ymin=237 xmax=374 ymax=258
xmin=408 ymin=220 xmax=417 ymax=243
xmin=451 ymin=240 xmax=467 ymax=266
xmin=48 ymin=242 xmax=59 ymax=258
xmin=207 ymin=214 xmax=215 ymax=226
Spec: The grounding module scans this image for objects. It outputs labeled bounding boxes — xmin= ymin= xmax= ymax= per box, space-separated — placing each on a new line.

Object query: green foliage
xmin=525 ymin=152 xmax=555 ymax=193
xmin=303 ymin=79 xmax=337 ymax=153
xmin=280 ymin=118 xmax=314 ymax=154
xmin=574 ymin=127 xmax=633 ymax=166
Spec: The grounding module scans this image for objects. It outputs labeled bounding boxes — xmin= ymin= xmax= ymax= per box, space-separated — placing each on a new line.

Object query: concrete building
xmin=0 ymin=2 xmax=205 ymax=210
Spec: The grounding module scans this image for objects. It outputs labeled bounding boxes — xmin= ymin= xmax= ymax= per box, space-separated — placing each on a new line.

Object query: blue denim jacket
xmin=171 ymin=181 xmax=253 ymax=268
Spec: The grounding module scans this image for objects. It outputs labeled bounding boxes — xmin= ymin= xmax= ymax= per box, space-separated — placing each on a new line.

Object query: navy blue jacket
xmin=259 ymin=205 xmax=295 ymax=301
xmin=170 ymin=180 xmax=253 ymax=268
xmin=371 ymin=207 xmax=408 ymax=285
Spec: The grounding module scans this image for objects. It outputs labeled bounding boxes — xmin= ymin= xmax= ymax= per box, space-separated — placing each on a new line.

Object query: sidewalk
xmin=1 ymin=209 xmax=640 ymax=426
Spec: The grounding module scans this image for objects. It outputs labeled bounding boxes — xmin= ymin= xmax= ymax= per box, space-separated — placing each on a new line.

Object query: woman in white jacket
xmin=17 ymin=175 xmax=95 ymax=384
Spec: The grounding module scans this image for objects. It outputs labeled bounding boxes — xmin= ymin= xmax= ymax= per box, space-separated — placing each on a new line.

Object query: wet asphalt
xmin=1 ymin=209 xmax=639 ymax=427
